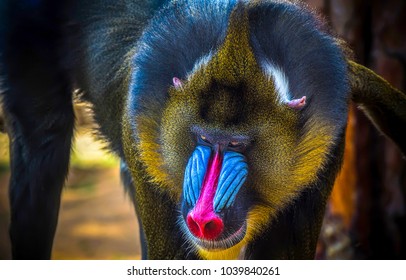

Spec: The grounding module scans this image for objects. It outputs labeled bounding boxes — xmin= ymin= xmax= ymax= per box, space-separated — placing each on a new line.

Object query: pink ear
xmin=287 ymin=96 xmax=306 ymax=110
xmin=173 ymin=77 xmax=183 ymax=89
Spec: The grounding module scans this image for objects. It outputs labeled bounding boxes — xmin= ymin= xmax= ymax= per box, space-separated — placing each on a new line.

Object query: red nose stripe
xmin=186 ymin=147 xmax=224 ymax=240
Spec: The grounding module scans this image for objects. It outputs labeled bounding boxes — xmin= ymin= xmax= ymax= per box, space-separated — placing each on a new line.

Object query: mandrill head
xmin=158 ymin=4 xmax=343 ymax=259
xmin=123 ymin=0 xmax=405 ymax=260
xmin=123 ymin=0 xmax=404 ymax=260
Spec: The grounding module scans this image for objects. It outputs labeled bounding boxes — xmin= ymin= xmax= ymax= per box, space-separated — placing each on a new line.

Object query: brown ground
xmin=0 ymin=129 xmax=141 ymax=260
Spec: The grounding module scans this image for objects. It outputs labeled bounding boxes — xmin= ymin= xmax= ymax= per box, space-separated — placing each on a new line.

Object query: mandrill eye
xmin=199 ymin=135 xmax=211 ymax=144
xmin=228 ymin=141 xmax=244 ymax=149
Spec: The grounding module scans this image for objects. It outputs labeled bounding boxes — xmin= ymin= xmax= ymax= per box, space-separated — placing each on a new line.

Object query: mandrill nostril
xmin=205 ymin=221 xmax=216 ymax=231
xmin=202 ymin=217 xmax=224 ymax=240
xmin=186 ymin=215 xmax=200 ymax=237
xmin=186 ymin=212 xmax=224 ymax=240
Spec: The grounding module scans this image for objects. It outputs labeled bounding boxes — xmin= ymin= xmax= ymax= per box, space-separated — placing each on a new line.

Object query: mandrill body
xmin=0 ymin=0 xmax=405 ymax=259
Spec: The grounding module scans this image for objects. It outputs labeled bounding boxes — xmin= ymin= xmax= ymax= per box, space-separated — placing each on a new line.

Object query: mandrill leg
xmin=2 ymin=0 xmax=74 ymax=259
xmin=5 ymin=99 xmax=74 ymax=260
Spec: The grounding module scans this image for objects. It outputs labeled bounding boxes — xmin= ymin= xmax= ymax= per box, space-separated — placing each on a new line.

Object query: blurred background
xmin=304 ymin=0 xmax=406 ymax=259
xmin=0 ymin=0 xmax=405 ymax=259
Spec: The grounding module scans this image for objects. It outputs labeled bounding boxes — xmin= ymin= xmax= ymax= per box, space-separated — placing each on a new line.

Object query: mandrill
xmin=0 ymin=0 xmax=405 ymax=259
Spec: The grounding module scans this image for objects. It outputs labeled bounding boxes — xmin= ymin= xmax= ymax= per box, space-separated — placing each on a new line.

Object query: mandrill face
xmin=181 ymin=137 xmax=249 ymax=249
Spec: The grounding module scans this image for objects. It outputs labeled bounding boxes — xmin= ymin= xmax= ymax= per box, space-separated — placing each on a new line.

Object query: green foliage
xmin=70 ymin=131 xmax=119 ymax=169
